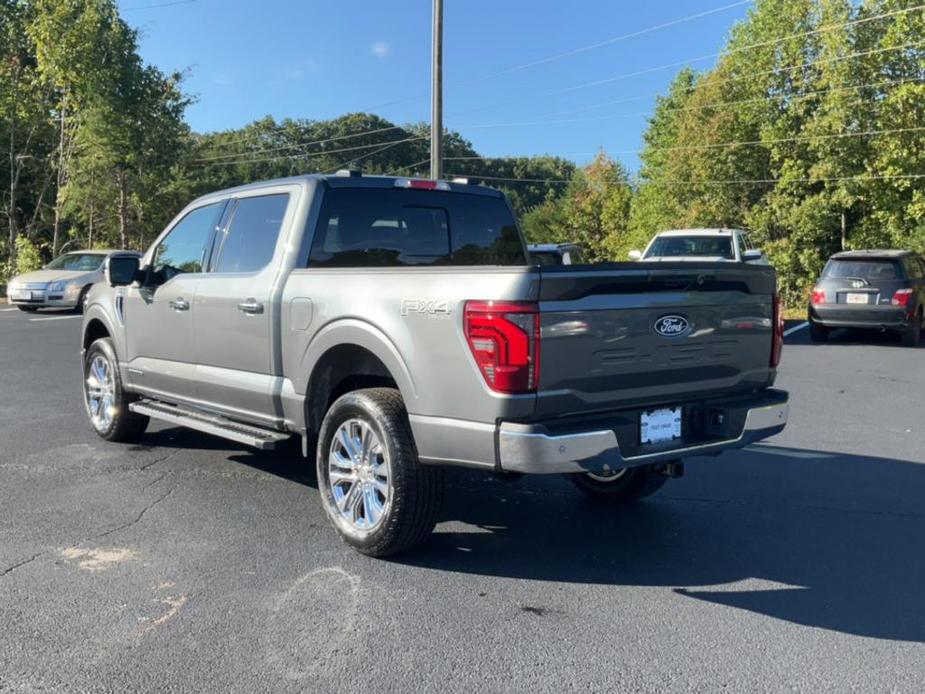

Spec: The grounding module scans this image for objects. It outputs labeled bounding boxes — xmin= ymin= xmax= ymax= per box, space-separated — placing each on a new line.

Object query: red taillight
xmin=891 ymin=288 xmax=914 ymax=307
xmin=811 ymin=287 xmax=826 ymax=305
xmin=464 ymin=301 xmax=540 ymax=394
xmin=394 ymin=178 xmax=450 ymax=191
xmin=770 ymin=293 xmax=784 ymax=368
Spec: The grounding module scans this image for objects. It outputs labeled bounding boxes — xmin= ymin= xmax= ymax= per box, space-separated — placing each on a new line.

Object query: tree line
xmin=2 ymin=0 xmax=923 ymax=308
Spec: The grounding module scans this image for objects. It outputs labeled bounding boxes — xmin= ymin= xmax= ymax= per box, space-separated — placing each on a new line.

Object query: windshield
xmin=646 ymin=236 xmax=735 ymax=260
xmin=822 ymin=259 xmax=902 ymax=282
xmin=44 ymin=253 xmax=104 ymax=272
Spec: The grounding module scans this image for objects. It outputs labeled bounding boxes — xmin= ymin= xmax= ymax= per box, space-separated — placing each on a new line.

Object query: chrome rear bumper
xmin=498 ymin=399 xmax=789 ymax=475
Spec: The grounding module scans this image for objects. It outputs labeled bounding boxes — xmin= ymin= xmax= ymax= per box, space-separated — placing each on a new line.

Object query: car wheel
xmin=809 ymin=320 xmax=829 ymax=343
xmin=16 ymin=305 xmax=38 ymax=313
xmin=83 ymin=337 xmax=149 ymax=442
xmin=569 ymin=464 xmax=669 ymax=502
xmin=74 ymin=285 xmax=91 ymax=314
xmin=901 ymin=310 xmax=922 ymax=348
xmin=316 ymin=388 xmax=443 ymax=557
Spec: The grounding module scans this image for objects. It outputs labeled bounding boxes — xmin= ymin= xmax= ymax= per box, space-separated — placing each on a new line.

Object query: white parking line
xmin=784 ymin=321 xmax=809 ymax=337
xmin=0 ymin=307 xmax=20 ymax=312
xmin=29 ymin=315 xmax=81 ymax=322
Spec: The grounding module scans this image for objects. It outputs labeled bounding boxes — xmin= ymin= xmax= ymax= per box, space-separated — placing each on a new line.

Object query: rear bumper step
xmin=129 ymin=399 xmax=290 ymax=450
xmin=498 ymin=391 xmax=788 ymax=474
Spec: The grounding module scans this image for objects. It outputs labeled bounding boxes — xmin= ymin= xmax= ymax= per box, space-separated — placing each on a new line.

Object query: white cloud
xmin=370 ymin=41 xmax=391 ymax=59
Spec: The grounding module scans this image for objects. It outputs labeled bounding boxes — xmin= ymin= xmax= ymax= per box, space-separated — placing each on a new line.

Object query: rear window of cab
xmin=822 ymin=259 xmax=904 ymax=282
xmin=307 ymin=188 xmax=526 ymax=267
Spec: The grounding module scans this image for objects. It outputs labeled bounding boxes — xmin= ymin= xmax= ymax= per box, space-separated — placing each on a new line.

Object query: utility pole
xmin=430 ymin=0 xmax=444 ymax=180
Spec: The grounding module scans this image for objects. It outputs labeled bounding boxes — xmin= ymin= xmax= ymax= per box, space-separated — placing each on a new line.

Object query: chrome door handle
xmin=169 ymin=297 xmax=190 ymax=311
xmin=237 ymin=299 xmax=264 ymax=315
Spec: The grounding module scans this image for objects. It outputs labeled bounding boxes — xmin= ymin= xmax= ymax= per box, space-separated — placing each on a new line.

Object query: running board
xmin=129 ymin=399 xmax=291 ymax=450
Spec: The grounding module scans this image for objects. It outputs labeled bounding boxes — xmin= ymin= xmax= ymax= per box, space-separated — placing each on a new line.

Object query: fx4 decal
xmin=401 ymin=299 xmax=452 ymax=316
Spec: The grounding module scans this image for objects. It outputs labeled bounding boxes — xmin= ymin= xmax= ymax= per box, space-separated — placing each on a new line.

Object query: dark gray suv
xmin=808 ymin=250 xmax=925 ymax=347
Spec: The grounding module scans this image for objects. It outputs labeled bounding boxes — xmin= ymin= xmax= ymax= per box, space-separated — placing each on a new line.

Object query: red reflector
xmin=771 ymin=293 xmax=784 ymax=368
xmin=891 ymin=288 xmax=914 ymax=307
xmin=811 ymin=288 xmax=826 ymax=305
xmin=464 ymin=301 xmax=540 ymax=394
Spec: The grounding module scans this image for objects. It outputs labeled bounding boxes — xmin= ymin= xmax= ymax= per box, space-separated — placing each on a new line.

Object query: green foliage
xmin=14 ymin=234 xmax=42 ymax=274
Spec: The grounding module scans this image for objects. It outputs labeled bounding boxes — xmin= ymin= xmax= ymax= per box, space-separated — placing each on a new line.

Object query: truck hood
xmin=11 ymin=269 xmax=95 ymax=285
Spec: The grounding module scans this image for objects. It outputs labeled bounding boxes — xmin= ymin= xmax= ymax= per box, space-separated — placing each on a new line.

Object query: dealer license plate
xmin=846 ymin=293 xmax=868 ymax=304
xmin=640 ymin=407 xmax=682 ymax=445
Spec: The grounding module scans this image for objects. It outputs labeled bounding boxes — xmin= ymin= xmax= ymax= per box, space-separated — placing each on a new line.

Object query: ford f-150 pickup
xmin=81 ymin=171 xmax=788 ymax=556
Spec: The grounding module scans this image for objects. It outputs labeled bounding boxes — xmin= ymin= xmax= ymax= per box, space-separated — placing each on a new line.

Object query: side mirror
xmin=628 ymin=250 xmax=643 ymax=261
xmin=107 ymin=255 xmax=140 ymax=286
xmin=742 ymin=249 xmax=763 ymax=262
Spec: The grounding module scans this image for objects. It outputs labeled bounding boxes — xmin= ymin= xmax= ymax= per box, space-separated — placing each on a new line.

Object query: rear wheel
xmin=316 ymin=388 xmax=443 ymax=557
xmin=901 ymin=310 xmax=922 ymax=348
xmin=569 ymin=464 xmax=669 ymax=502
xmin=83 ymin=337 xmax=149 ymax=441
xmin=809 ymin=320 xmax=829 ymax=343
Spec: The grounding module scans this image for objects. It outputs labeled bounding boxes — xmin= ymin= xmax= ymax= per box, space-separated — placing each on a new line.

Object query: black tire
xmin=74 ymin=285 xmax=91 ymax=314
xmin=83 ymin=337 xmax=149 ymax=442
xmin=901 ymin=310 xmax=922 ymax=348
xmin=569 ymin=464 xmax=669 ymax=502
xmin=809 ymin=320 xmax=829 ymax=343
xmin=16 ymin=305 xmax=38 ymax=312
xmin=316 ymin=388 xmax=443 ymax=557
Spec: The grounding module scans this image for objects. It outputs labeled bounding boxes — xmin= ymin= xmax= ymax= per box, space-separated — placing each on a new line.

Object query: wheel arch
xmin=298 ymin=319 xmax=418 ymax=435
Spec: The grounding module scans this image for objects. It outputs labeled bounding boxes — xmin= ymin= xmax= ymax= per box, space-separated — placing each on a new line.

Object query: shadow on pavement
xmin=400 ymin=446 xmax=925 ymax=643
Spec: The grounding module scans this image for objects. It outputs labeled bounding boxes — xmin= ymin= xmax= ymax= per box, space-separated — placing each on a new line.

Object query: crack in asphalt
xmin=0 ymin=551 xmax=45 ymax=577
xmin=94 ymin=483 xmax=178 ymax=539
xmin=138 ymin=449 xmax=180 ymax=472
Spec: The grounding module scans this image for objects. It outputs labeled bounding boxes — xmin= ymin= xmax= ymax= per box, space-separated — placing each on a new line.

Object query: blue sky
xmin=120 ymin=0 xmax=754 ymax=173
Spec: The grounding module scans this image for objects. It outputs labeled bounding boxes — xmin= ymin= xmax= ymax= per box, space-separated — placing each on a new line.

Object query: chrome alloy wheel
xmin=585 ymin=468 xmax=629 ymax=483
xmin=328 ymin=418 xmax=391 ymax=531
xmin=85 ymin=354 xmax=116 ymax=432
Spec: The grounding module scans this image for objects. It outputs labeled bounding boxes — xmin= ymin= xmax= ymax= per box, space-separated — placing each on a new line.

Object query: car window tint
xmin=903 ymin=257 xmax=923 ymax=280
xmin=214 ymin=194 xmax=289 ymax=273
xmin=44 ymin=253 xmax=104 ymax=272
xmin=822 ymin=259 xmax=903 ymax=281
xmin=152 ymin=203 xmax=222 ymax=283
xmin=308 ymin=188 xmax=525 ymax=267
xmin=647 ymin=236 xmax=735 ymax=260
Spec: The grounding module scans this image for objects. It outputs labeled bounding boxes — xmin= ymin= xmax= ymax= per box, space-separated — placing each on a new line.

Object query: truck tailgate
xmin=536 ymin=262 xmax=777 ymax=418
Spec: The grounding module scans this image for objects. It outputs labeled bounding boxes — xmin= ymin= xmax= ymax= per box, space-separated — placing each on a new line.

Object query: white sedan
xmin=629 ymin=228 xmax=766 ymax=264
xmin=6 ymin=249 xmax=141 ymax=313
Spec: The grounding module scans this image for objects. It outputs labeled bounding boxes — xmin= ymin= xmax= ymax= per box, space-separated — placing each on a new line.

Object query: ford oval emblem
xmin=654 ymin=314 xmax=691 ymax=338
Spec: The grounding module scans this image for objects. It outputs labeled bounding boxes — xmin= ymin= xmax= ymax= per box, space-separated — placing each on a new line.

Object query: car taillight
xmin=770 ymin=293 xmax=784 ymax=368
xmin=464 ymin=300 xmax=540 ymax=394
xmin=891 ymin=288 xmax=914 ymax=307
xmin=811 ymin=287 xmax=826 ymax=305
xmin=394 ymin=178 xmax=451 ymax=191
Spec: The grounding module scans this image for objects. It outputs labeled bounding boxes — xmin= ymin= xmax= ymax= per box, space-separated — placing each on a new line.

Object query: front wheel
xmin=316 ymin=388 xmax=443 ymax=557
xmin=83 ymin=337 xmax=149 ymax=441
xmin=569 ymin=464 xmax=669 ymax=502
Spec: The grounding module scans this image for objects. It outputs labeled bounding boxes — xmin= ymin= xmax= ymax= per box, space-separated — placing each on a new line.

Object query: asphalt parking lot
xmin=1 ymin=308 xmax=923 ymax=693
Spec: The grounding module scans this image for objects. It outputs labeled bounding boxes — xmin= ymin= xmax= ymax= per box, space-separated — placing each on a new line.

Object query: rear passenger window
xmin=213 ymin=194 xmax=289 ymax=273
xmin=308 ymin=188 xmax=525 ymax=267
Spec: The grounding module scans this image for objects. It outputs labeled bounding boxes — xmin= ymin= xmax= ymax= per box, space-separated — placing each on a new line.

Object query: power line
xmin=458 ymin=74 xmax=925 ymax=129
xmin=444 ymin=172 xmax=925 ymax=186
xmin=196 ymin=124 xmax=410 ymax=161
xmin=448 ymin=4 xmax=925 ymax=121
xmin=197 ymin=136 xmax=425 ymax=167
xmin=328 ymin=138 xmax=423 ymax=174
xmin=347 ymin=1 xmax=755 ymax=115
xmin=469 ymin=0 xmax=753 ymax=83
xmin=122 ymin=0 xmax=197 ymax=10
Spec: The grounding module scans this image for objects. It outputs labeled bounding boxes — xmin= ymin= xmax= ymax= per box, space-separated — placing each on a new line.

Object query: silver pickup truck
xmin=81 ymin=172 xmax=788 ymax=556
